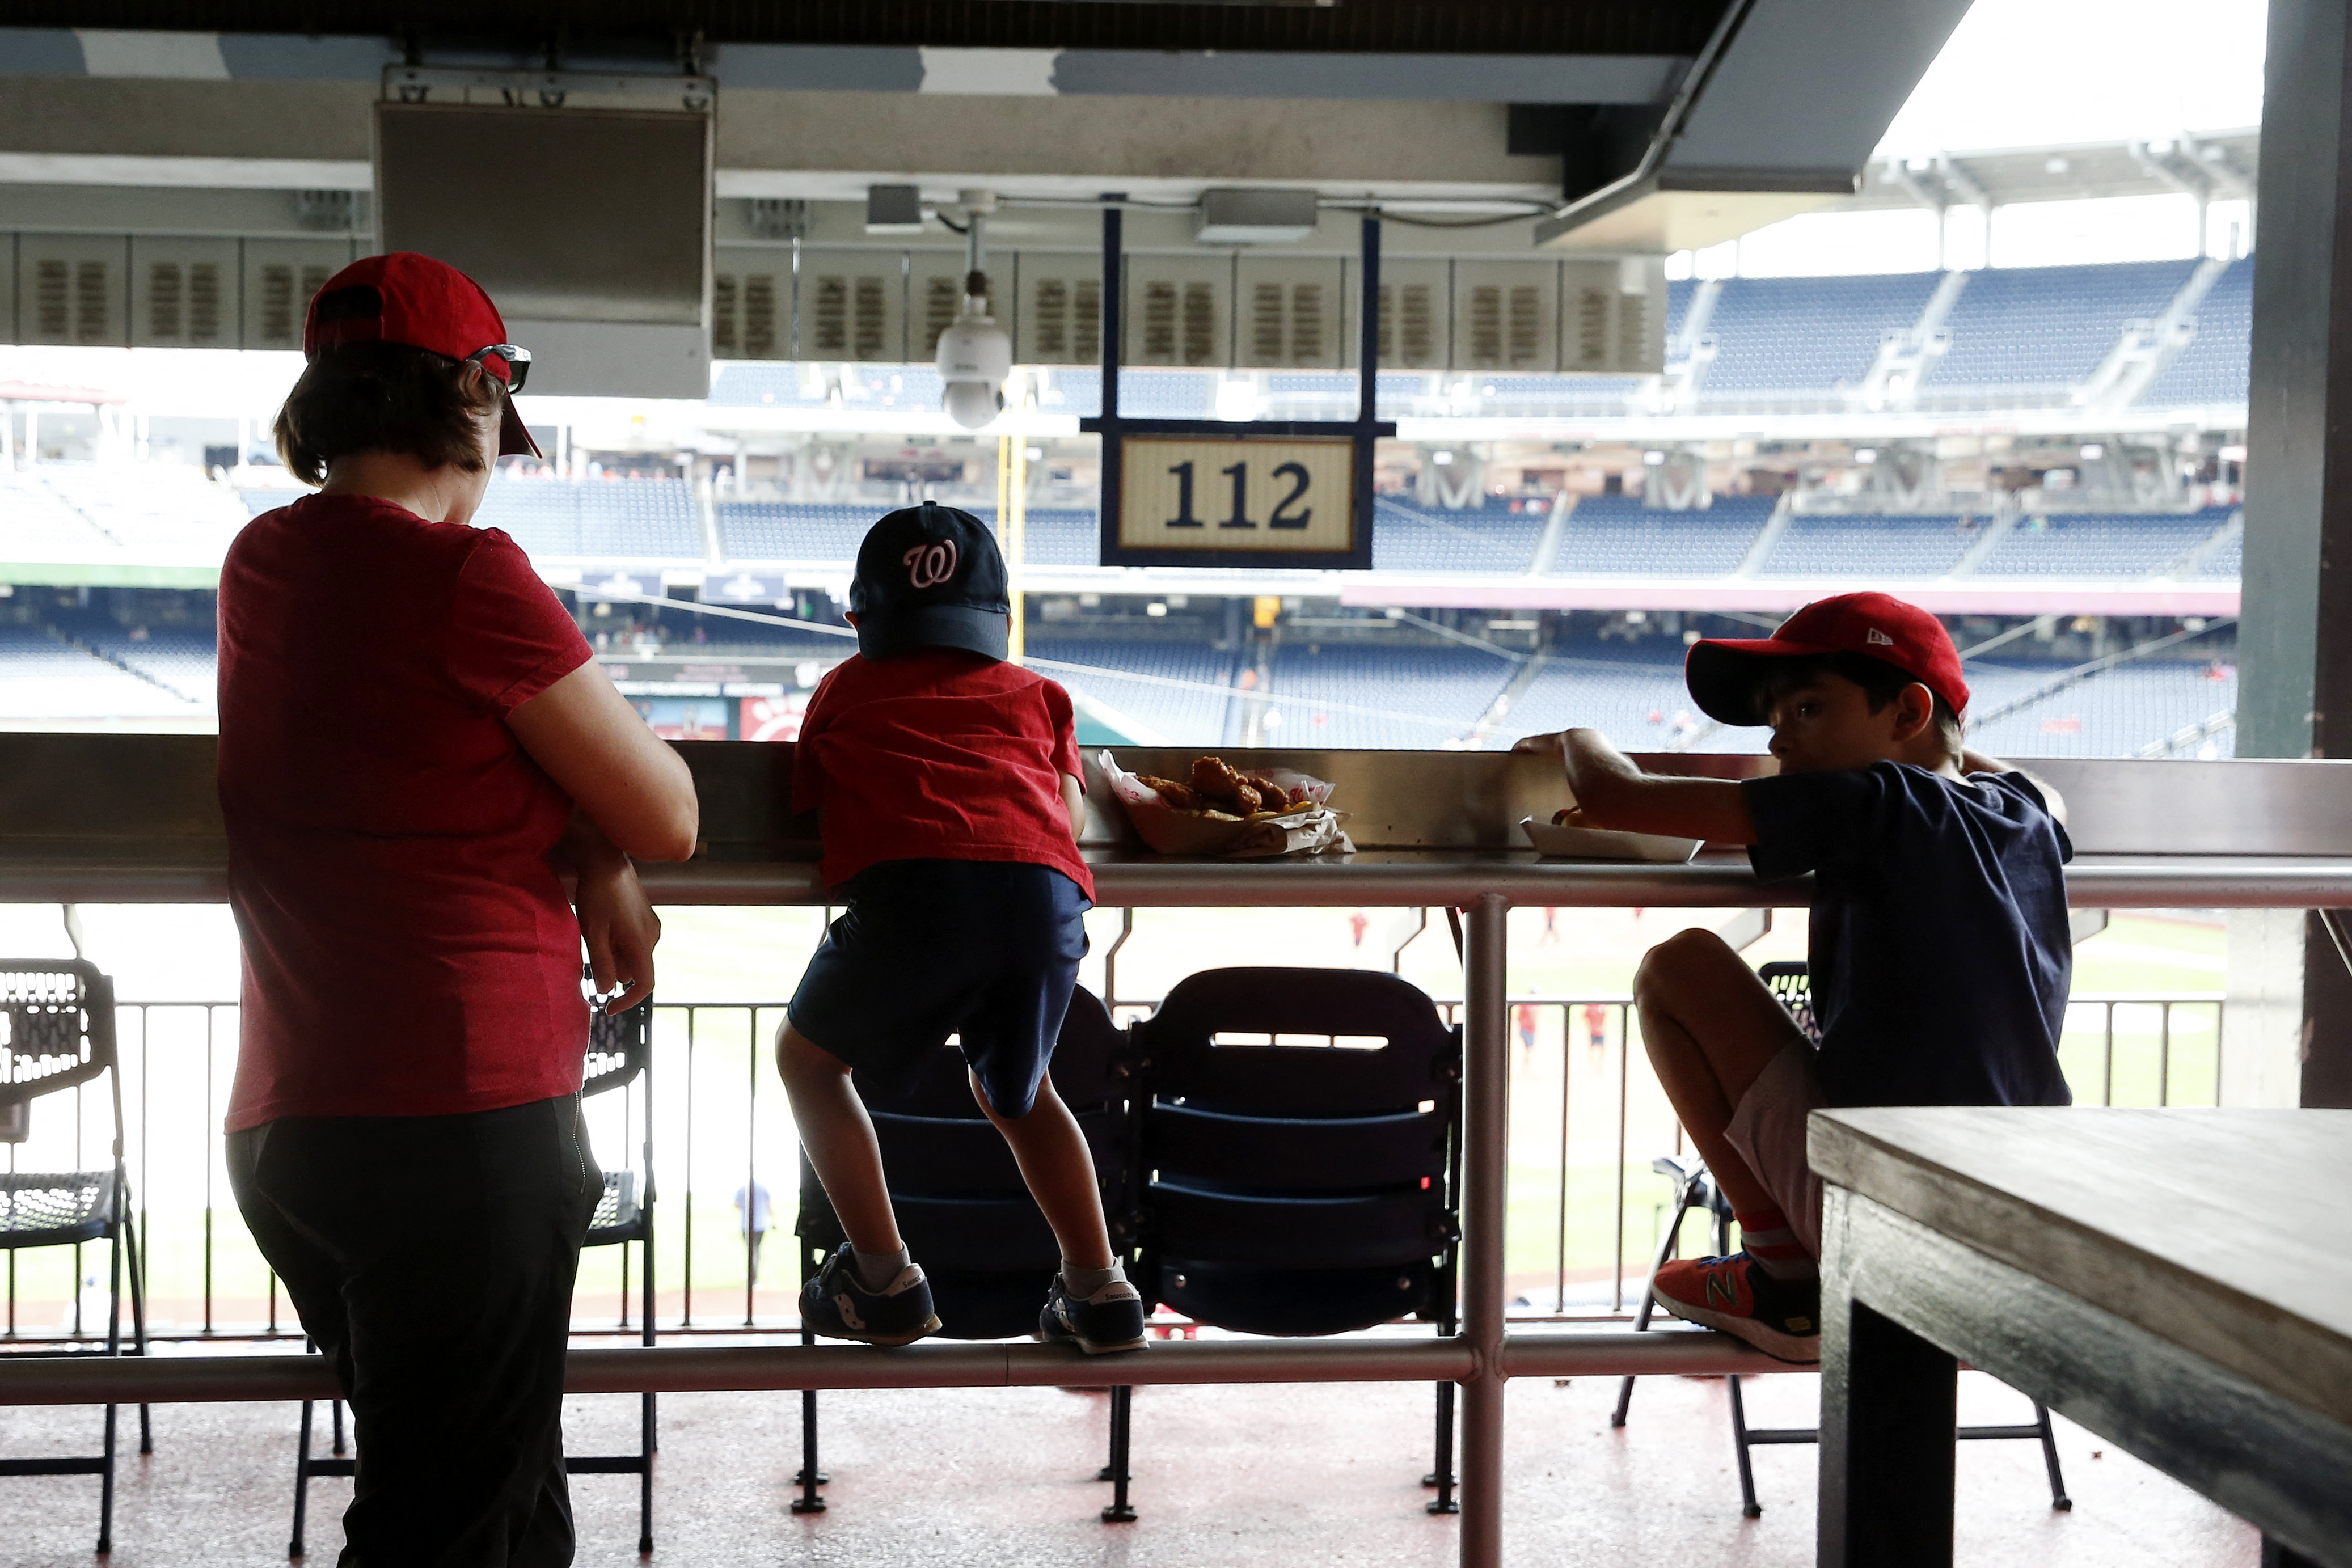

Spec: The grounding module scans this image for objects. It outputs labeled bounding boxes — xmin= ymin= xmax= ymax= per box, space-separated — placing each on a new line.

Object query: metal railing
xmin=0 ymin=897 xmax=2248 ymax=1568
xmin=0 ymin=978 xmax=2220 ymax=1348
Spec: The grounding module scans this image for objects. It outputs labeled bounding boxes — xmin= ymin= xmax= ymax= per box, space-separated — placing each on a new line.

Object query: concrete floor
xmin=0 ymin=1364 xmax=2257 ymax=1567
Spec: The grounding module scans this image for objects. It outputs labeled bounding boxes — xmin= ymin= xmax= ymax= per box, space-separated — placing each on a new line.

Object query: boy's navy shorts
xmin=787 ymin=859 xmax=1091 ymax=1118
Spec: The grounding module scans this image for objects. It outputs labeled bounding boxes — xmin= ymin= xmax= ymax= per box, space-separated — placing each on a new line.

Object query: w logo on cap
xmin=903 ymin=539 xmax=960 ymax=590
xmin=1865 ymin=628 xmax=1894 ymax=646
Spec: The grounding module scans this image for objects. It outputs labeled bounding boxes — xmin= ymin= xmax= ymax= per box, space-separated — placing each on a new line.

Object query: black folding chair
xmin=1129 ymin=967 xmax=1463 ymax=1515
xmin=792 ymin=984 xmax=1137 ymax=1518
xmin=1615 ymin=960 xmax=2070 ymax=1518
xmin=0 ymin=959 xmax=152 ymax=1556
xmin=564 ymin=996 xmax=660 ymax=1550
xmin=291 ymin=994 xmax=660 ymax=1557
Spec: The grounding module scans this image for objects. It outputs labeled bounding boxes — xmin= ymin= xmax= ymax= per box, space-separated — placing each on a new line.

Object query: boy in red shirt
xmin=779 ymin=502 xmax=1144 ymax=1354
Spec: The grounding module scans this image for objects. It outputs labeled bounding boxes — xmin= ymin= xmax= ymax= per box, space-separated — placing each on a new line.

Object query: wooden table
xmin=1809 ymin=1108 xmax=2352 ymax=1568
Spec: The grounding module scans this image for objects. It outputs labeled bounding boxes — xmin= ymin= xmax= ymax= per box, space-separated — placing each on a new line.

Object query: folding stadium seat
xmin=1126 ymin=967 xmax=1464 ymax=1514
xmin=290 ymin=990 xmax=660 ymax=1556
xmin=0 ymin=959 xmax=153 ymax=1556
xmin=1612 ymin=961 xmax=2068 ymax=1519
xmin=791 ymin=986 xmax=1136 ymax=1518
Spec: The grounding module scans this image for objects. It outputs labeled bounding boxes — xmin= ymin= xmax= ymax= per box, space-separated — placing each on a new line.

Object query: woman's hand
xmin=561 ymin=813 xmax=662 ymax=1013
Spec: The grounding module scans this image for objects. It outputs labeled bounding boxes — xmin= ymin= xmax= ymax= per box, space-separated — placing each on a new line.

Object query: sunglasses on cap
xmin=462 ymin=343 xmax=532 ymax=393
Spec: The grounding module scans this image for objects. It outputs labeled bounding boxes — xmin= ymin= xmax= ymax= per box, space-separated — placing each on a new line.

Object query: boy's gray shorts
xmin=1722 ymin=1041 xmax=1827 ymax=1258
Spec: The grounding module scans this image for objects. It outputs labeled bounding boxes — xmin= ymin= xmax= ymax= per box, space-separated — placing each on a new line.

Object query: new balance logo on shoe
xmin=835 ymin=1295 xmax=866 ymax=1332
xmin=1649 ymin=1252 xmax=1822 ymax=1365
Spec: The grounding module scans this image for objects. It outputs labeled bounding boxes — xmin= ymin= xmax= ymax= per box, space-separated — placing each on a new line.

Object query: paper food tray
xmin=1519 ymin=817 xmax=1703 ymax=864
xmin=1100 ymin=753 xmax=1344 ymax=857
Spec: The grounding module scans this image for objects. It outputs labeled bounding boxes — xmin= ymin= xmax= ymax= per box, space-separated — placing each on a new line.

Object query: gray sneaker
xmin=1039 ymin=1276 xmax=1148 ymax=1355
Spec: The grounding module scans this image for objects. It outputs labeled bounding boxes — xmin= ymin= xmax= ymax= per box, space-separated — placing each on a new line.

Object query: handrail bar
xmin=0 ymin=1329 xmax=1799 ymax=1406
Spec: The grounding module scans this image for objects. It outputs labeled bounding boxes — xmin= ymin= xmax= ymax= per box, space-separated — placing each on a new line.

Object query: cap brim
xmin=856 ymin=603 xmax=1009 ymax=663
xmin=1683 ymin=636 xmax=1841 ymax=727
xmin=498 ymin=398 xmax=541 ymax=459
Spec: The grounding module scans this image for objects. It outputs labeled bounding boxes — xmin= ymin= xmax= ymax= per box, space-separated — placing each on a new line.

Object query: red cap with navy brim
xmin=302 ymin=252 xmax=541 ymax=459
xmin=1683 ymin=591 xmax=1969 ymax=728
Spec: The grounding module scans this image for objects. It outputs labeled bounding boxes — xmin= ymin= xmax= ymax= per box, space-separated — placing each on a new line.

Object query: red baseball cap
xmin=302 ymin=252 xmax=541 ymax=459
xmin=1684 ymin=591 xmax=1969 ymax=726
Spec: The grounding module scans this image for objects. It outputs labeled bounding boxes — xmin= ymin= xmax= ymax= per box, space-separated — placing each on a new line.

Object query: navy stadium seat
xmin=791 ymin=987 xmax=1137 ymax=1516
xmin=1129 ymin=966 xmax=1464 ymax=1512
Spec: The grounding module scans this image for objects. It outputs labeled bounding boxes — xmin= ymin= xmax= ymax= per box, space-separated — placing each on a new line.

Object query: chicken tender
xmin=1244 ymin=775 xmax=1298 ymax=811
xmin=1190 ymin=755 xmax=1251 ymax=798
xmin=1135 ymin=775 xmax=1203 ymax=811
xmin=1188 ymin=756 xmax=1263 ymax=813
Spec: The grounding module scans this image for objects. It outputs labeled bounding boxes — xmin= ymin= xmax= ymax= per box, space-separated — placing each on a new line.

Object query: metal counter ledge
xmin=7 ymin=736 xmax=2352 ymax=908
xmin=12 ymin=847 xmax=2352 ymax=910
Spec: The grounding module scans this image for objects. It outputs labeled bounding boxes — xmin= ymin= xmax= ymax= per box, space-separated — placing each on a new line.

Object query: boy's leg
xmin=776 ymin=1022 xmax=941 ymax=1346
xmin=969 ymin=1073 xmax=1114 ymax=1272
xmin=1632 ymin=927 xmax=1808 ymax=1221
xmin=961 ymin=867 xmax=1144 ymax=1354
xmin=776 ymin=1022 xmax=903 ymax=1256
xmin=1634 ymin=927 xmax=1826 ymax=1363
xmin=975 ymin=1070 xmax=1145 ymax=1355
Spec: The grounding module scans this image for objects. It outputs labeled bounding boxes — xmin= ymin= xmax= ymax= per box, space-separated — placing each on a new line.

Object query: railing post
xmin=1459 ymin=894 xmax=1509 ymax=1568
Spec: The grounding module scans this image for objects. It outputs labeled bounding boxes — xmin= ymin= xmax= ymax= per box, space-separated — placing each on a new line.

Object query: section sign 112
xmin=1116 ymin=434 xmax=1358 ymax=561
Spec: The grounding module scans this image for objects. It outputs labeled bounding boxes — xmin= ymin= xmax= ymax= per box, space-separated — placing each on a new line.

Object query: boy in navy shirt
xmin=1518 ymin=592 xmax=2072 ymax=1362
xmin=778 ymin=502 xmax=1144 ymax=1354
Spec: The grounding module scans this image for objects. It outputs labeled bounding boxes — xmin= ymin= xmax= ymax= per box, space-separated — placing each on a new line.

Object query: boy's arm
xmin=1060 ymin=771 xmax=1086 ymax=842
xmin=1959 ymin=747 xmax=2068 ymax=827
xmin=1515 ymin=729 xmax=1757 ymax=844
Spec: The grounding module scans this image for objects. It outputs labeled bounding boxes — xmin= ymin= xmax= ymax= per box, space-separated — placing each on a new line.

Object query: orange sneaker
xmin=1650 ymin=1252 xmax=1820 ymax=1364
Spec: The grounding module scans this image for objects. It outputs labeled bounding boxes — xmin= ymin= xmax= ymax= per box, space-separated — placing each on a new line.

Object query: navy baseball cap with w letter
xmin=850 ymin=501 xmax=1011 ymax=662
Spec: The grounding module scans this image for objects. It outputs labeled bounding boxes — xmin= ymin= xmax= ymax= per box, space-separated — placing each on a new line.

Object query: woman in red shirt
xmin=217 ymin=253 xmax=697 ymax=1566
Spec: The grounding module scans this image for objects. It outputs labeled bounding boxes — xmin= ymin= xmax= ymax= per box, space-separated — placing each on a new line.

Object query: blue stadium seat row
xmin=475 ymin=476 xmax=703 ymax=560
xmin=1548 ymin=496 xmax=1775 ymax=578
xmin=1760 ymin=514 xmax=1982 ymax=580
xmin=1976 ymin=508 xmax=2233 ymax=578
xmin=1699 ymin=272 xmax=1944 ymax=400
xmin=1026 ymin=637 xmax=1243 ymax=743
xmin=1926 ymin=260 xmax=2198 ymax=395
xmin=1370 ymin=499 xmax=1548 ymax=574
xmin=2142 ymin=256 xmax=2254 ymax=408
xmin=1261 ymin=644 xmax=1517 ymax=750
xmin=1966 ymin=660 xmax=2239 ymax=758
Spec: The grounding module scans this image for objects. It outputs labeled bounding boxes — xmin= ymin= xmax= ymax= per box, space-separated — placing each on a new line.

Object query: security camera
xmin=937 ymin=269 xmax=1012 ymax=431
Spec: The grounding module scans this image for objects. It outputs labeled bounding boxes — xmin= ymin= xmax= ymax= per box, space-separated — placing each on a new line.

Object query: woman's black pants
xmin=228 ymin=1094 xmax=601 ymax=1568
